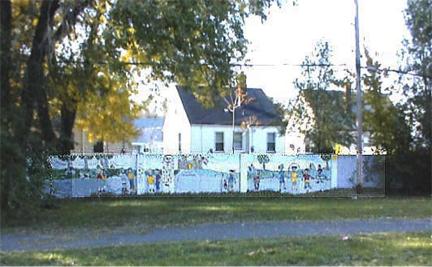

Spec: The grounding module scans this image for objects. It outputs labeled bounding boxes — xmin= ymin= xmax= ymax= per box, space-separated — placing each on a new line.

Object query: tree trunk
xmin=0 ymin=0 xmax=11 ymax=103
xmin=0 ymin=0 xmax=12 ymax=211
xmin=58 ymin=102 xmax=78 ymax=155
xmin=20 ymin=0 xmax=59 ymax=144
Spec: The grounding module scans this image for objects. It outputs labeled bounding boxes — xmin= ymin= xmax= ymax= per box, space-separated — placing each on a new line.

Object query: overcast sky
xmin=243 ymin=0 xmax=410 ymax=104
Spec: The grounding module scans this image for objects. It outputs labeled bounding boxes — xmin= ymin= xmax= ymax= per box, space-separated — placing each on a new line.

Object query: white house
xmin=163 ymin=86 xmax=284 ymax=154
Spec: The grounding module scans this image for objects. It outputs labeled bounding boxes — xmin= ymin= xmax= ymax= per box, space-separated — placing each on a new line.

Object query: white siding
xmin=190 ymin=125 xmax=232 ymax=153
xmin=163 ymin=86 xmax=191 ymax=154
xmin=251 ymin=126 xmax=284 ymax=153
xmin=190 ymin=125 xmax=284 ymax=154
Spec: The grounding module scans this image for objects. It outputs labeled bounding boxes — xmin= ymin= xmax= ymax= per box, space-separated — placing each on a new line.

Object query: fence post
xmin=239 ymin=153 xmax=248 ymax=193
xmin=331 ymin=154 xmax=338 ymax=189
xmin=136 ymin=154 xmax=145 ymax=195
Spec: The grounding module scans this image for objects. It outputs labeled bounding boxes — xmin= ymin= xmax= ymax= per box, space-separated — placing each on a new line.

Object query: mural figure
xmin=178 ymin=155 xmax=209 ymax=170
xmin=316 ymin=164 xmax=326 ymax=183
xmin=223 ymin=178 xmax=228 ymax=191
xmin=100 ymin=158 xmax=109 ymax=170
xmin=254 ymin=170 xmax=260 ymax=191
xmin=303 ymin=168 xmax=312 ymax=190
xmin=228 ymin=170 xmax=235 ymax=193
xmin=96 ymin=165 xmax=107 ymax=194
xmin=96 ymin=165 xmax=104 ymax=180
xmin=278 ymin=164 xmax=286 ymax=192
xmin=147 ymin=171 xmax=155 ymax=193
xmin=291 ymin=165 xmax=298 ymax=191
xmin=155 ymin=169 xmax=161 ymax=193
xmin=66 ymin=161 xmax=75 ymax=177
xmin=128 ymin=168 xmax=135 ymax=193
xmin=249 ymin=164 xmax=260 ymax=191
xmin=121 ymin=169 xmax=129 ymax=194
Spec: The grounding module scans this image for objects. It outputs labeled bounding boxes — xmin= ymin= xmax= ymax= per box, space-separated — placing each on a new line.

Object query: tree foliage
xmin=287 ymin=41 xmax=355 ymax=153
xmin=400 ymin=0 xmax=432 ymax=151
xmin=362 ymin=49 xmax=412 ymax=155
xmin=0 ymin=0 xmax=280 ymax=214
xmin=383 ymin=0 xmax=432 ymax=194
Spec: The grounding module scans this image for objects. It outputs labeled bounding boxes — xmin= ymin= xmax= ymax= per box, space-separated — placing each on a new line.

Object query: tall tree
xmin=287 ymin=41 xmax=355 ymax=153
xmin=1 ymin=0 xmax=281 ymax=214
xmin=384 ymin=0 xmax=432 ymax=194
xmin=400 ymin=0 xmax=432 ymax=151
xmin=362 ymin=49 xmax=412 ymax=155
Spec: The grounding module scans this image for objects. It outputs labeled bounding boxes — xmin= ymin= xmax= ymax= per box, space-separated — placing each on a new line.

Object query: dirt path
xmin=1 ymin=218 xmax=431 ymax=252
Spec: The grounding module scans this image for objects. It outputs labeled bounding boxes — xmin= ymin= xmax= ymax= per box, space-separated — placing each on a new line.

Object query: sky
xmin=136 ymin=0 xmax=410 ymax=113
xmin=243 ymin=0 xmax=410 ymax=104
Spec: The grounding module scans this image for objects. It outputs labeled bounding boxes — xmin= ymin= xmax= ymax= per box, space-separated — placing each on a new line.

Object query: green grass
xmin=1 ymin=231 xmax=431 ymax=266
xmin=2 ymin=196 xmax=431 ymax=235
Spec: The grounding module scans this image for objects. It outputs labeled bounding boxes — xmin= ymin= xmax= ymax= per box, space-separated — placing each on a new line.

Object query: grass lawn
xmin=2 ymin=196 xmax=431 ymax=235
xmin=1 ymin=231 xmax=431 ymax=266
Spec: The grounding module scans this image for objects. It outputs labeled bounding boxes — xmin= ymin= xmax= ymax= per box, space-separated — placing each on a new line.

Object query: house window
xmin=93 ymin=141 xmax=104 ymax=153
xmin=267 ymin=132 xmax=276 ymax=152
xmin=215 ymin=132 xmax=224 ymax=152
xmin=233 ymin=132 xmax=243 ymax=151
xmin=178 ymin=133 xmax=182 ymax=152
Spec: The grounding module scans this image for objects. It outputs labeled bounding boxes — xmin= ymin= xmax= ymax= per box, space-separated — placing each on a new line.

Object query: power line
xmin=58 ymin=59 xmax=431 ymax=79
xmin=231 ymin=63 xmax=348 ymax=68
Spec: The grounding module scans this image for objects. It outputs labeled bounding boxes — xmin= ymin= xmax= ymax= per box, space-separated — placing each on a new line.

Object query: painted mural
xmin=174 ymin=154 xmax=240 ymax=193
xmin=49 ymin=155 xmax=137 ymax=197
xmin=246 ymin=154 xmax=333 ymax=194
xmin=135 ymin=154 xmax=163 ymax=194
xmin=46 ymin=153 xmax=383 ymax=198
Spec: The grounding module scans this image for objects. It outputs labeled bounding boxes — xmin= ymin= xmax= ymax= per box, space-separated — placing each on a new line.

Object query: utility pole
xmin=354 ymin=0 xmax=363 ymax=193
xmin=232 ymin=104 xmax=236 ymax=153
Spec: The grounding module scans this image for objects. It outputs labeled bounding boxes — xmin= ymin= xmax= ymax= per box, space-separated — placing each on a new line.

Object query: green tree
xmin=400 ymin=0 xmax=431 ymax=151
xmin=0 ymin=0 xmax=282 ymax=214
xmin=384 ymin=0 xmax=431 ymax=194
xmin=287 ymin=41 xmax=355 ymax=153
xmin=362 ymin=49 xmax=412 ymax=155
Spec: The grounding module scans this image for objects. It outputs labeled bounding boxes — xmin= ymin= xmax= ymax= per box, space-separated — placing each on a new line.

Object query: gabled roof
xmin=177 ymin=87 xmax=280 ymax=126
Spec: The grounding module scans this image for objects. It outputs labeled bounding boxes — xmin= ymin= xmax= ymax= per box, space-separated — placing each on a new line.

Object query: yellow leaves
xmin=99 ymin=14 xmax=107 ymax=24
xmin=127 ymin=27 xmax=135 ymax=35
xmin=333 ymin=144 xmax=343 ymax=155
xmin=75 ymin=74 xmax=142 ymax=144
xmin=12 ymin=0 xmax=28 ymax=6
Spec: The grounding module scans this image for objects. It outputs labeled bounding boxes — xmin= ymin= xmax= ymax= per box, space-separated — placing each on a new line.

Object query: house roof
xmin=177 ymin=87 xmax=280 ymax=126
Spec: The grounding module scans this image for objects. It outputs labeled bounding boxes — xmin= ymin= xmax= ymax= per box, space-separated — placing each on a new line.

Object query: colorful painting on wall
xmin=174 ymin=154 xmax=240 ymax=193
xmin=49 ymin=155 xmax=137 ymax=197
xmin=47 ymin=153 xmax=384 ymax=198
xmin=246 ymin=154 xmax=332 ymax=194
